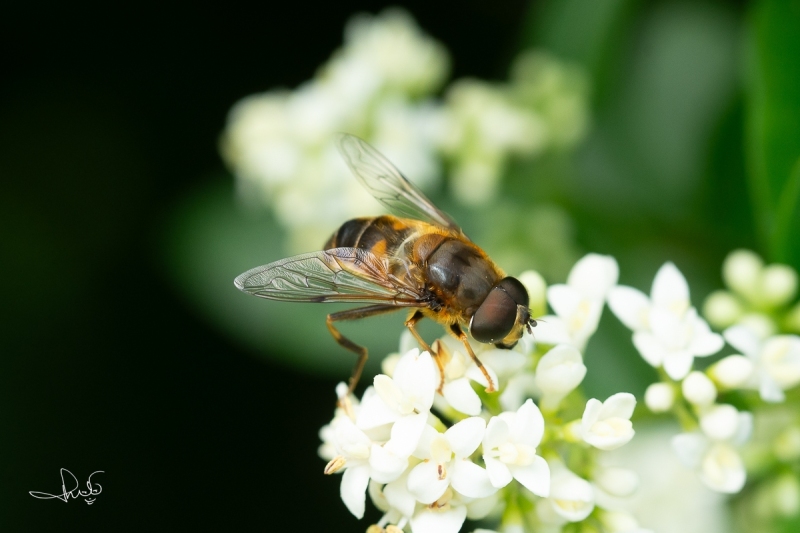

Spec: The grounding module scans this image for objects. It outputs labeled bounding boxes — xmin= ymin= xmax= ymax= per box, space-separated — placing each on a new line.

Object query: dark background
xmin=1 ymin=1 xmax=530 ymax=531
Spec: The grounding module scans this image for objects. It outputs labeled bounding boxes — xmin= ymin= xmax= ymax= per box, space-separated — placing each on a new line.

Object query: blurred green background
xmin=2 ymin=0 xmax=798 ymax=531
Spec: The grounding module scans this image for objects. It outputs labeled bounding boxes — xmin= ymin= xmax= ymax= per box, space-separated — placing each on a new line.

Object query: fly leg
xmin=405 ymin=311 xmax=446 ymax=393
xmin=450 ymin=323 xmax=496 ymax=392
xmin=327 ymin=305 xmax=400 ymax=396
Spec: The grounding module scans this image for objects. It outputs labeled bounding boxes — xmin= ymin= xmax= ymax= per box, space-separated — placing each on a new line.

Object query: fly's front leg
xmin=450 ymin=323 xmax=496 ymax=393
xmin=405 ymin=310 xmax=446 ymax=393
xmin=327 ymin=305 xmax=400 ymax=396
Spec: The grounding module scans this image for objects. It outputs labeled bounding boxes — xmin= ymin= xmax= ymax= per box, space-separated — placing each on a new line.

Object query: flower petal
xmin=651 ymin=262 xmax=690 ymax=313
xmin=548 ymin=284 xmax=581 ymax=319
xmin=663 ymin=350 xmax=694 ymax=380
xmin=369 ymin=443 xmax=408 ymax=483
xmin=340 ymin=463 xmax=370 ymax=518
xmin=533 ymin=316 xmax=573 ymax=345
xmin=383 ymin=472 xmax=416 ymax=518
xmin=450 ymin=459 xmax=496 ymax=498
xmin=700 ymin=443 xmax=746 ymax=493
xmin=484 ymin=455 xmax=513 ymax=488
xmin=567 ymin=253 xmax=619 ymax=300
xmin=509 ymin=455 xmax=550 ymax=497
xmin=443 ymin=378 xmax=482 ymax=416
xmin=608 ymin=286 xmax=651 ymax=331
xmin=598 ymin=393 xmax=636 ymax=420
xmin=446 ymin=417 xmax=486 ymax=458
xmin=482 ymin=417 xmax=510 ymax=450
xmin=512 ymin=399 xmax=545 ymax=447
xmin=386 ymin=412 xmax=428 ymax=457
xmin=407 ymin=460 xmax=449 ymax=504
xmin=409 ymin=505 xmax=467 ymax=533
xmin=723 ymin=325 xmax=760 ymax=357
xmin=632 ymin=332 xmax=667 ymax=367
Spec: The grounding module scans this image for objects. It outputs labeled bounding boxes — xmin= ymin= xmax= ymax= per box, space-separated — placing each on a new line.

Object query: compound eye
xmin=496 ymin=277 xmax=529 ymax=307
xmin=470 ymin=286 xmax=518 ymax=343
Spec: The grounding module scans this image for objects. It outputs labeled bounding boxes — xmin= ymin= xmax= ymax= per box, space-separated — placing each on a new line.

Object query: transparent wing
xmin=336 ymin=133 xmax=464 ymax=234
xmin=234 ymin=247 xmax=426 ymax=305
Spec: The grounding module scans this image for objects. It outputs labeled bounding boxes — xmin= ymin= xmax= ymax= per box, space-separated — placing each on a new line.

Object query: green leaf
xmin=745 ymin=0 xmax=800 ymax=266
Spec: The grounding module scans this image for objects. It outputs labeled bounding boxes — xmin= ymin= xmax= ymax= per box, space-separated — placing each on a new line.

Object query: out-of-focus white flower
xmin=534 ymin=344 xmax=586 ymax=410
xmin=581 ymin=393 xmax=636 ymax=450
xmin=707 ymin=355 xmax=754 ymax=389
xmin=518 ymin=269 xmax=548 ymax=318
xmin=594 ymin=467 xmax=639 ymax=498
xmin=341 ymin=8 xmax=449 ymax=97
xmin=221 ymin=9 xmax=448 ymax=251
xmin=671 ymin=405 xmax=753 ymax=493
xmin=439 ymin=79 xmax=546 ymax=205
xmin=609 ymin=262 xmax=724 ymax=380
xmin=536 ymin=253 xmax=619 ymax=351
xmin=482 ymin=399 xmax=550 ymax=496
xmin=510 ymin=51 xmax=590 ymax=149
xmin=722 ymin=249 xmax=798 ymax=308
xmin=681 ymin=371 xmax=716 ymax=407
xmin=644 ymin=382 xmax=674 ymax=413
xmin=547 ymin=462 xmax=595 ymax=521
xmin=723 ymin=325 xmax=800 ymax=402
xmin=408 ymin=417 xmax=495 ymax=504
xmin=702 ymin=290 xmax=744 ymax=330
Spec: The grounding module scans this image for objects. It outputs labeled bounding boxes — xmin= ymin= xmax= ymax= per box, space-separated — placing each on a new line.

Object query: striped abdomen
xmin=324 ymin=215 xmax=421 ymax=259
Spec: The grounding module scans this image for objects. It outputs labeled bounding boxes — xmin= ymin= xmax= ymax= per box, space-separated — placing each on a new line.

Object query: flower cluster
xmin=609 ymin=255 xmax=800 ymax=497
xmin=221 ymin=9 xmax=589 ymax=251
xmin=319 ymin=254 xmax=647 ymax=533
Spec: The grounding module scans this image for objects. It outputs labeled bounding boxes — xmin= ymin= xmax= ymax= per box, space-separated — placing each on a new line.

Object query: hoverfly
xmin=234 ymin=134 xmax=536 ymax=394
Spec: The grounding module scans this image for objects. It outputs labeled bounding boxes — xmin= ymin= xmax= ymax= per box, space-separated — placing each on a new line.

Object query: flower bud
xmin=761 ymin=264 xmax=798 ymax=307
xmin=723 ymin=249 xmax=763 ymax=299
xmin=518 ymin=269 xmax=547 ymax=318
xmin=594 ymin=467 xmax=639 ymax=497
xmin=682 ymin=371 xmax=717 ymax=407
xmin=708 ymin=355 xmax=753 ymax=389
xmin=644 ymin=382 xmax=674 ymax=412
xmin=703 ymin=290 xmax=743 ymax=329
xmin=700 ymin=404 xmax=739 ymax=441
xmin=535 ymin=345 xmax=587 ymax=409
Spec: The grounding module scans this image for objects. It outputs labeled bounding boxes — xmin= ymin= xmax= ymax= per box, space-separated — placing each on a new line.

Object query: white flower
xmin=342 ymin=8 xmax=449 ymax=97
xmin=534 ymin=344 xmax=587 ymax=409
xmin=358 ymin=348 xmax=437 ymax=457
xmin=536 ymin=254 xmax=619 ymax=351
xmin=432 ymin=335 xmax=500 ymax=416
xmin=644 ymin=382 xmax=674 ymax=412
xmin=581 ymin=393 xmax=636 ymax=450
xmin=723 ymin=325 xmax=800 ymax=402
xmin=707 ymin=355 xmax=754 ymax=389
xmin=723 ymin=249 xmax=798 ymax=308
xmin=594 ymin=467 xmax=639 ymax=498
xmin=547 ymin=462 xmax=595 ymax=521
xmin=482 ymin=399 xmax=550 ymax=496
xmin=681 ymin=371 xmax=716 ymax=407
xmin=671 ymin=405 xmax=753 ymax=493
xmin=408 ymin=417 xmax=495 ymax=504
xmin=609 ymin=262 xmax=724 ymax=380
xmin=321 ymin=406 xmax=409 ymax=518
